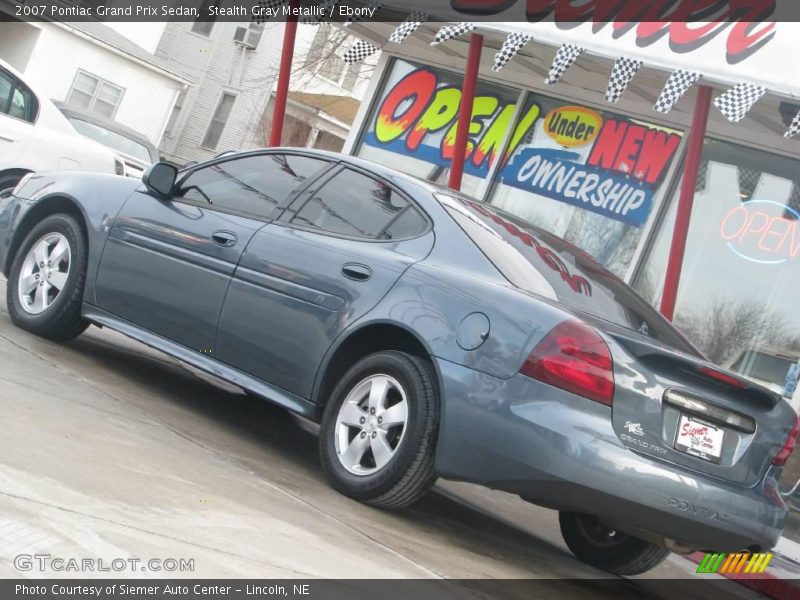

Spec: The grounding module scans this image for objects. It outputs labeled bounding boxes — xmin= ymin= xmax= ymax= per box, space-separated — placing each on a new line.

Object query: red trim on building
xmin=660 ymin=85 xmax=712 ymax=321
xmin=448 ymin=33 xmax=484 ymax=191
xmin=269 ymin=0 xmax=300 ymax=148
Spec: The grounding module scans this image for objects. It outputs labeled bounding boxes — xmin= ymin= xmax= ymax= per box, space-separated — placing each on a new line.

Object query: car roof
xmin=52 ymin=100 xmax=158 ymax=151
xmin=218 ymin=147 xmax=445 ymax=194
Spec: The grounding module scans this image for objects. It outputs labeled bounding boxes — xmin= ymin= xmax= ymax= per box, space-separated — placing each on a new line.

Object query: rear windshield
xmin=438 ymin=194 xmax=697 ymax=354
xmin=68 ymin=118 xmax=154 ymax=163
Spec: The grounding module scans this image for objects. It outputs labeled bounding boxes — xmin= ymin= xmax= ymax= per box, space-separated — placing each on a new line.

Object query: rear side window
xmin=440 ymin=194 xmax=696 ymax=353
xmin=0 ymin=69 xmax=37 ymax=123
xmin=177 ymin=153 xmax=328 ymax=219
xmin=291 ymin=168 xmax=427 ymax=240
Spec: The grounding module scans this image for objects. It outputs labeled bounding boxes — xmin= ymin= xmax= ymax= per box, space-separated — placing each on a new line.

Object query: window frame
xmin=66 ymin=69 xmax=124 ymax=119
xmin=278 ymin=163 xmax=433 ymax=243
xmin=0 ymin=67 xmax=39 ymax=124
xmin=171 ymin=149 xmax=336 ymax=222
xmin=303 ymin=23 xmax=362 ymax=90
xmin=189 ymin=1 xmax=217 ymax=37
xmin=201 ymin=91 xmax=237 ymax=150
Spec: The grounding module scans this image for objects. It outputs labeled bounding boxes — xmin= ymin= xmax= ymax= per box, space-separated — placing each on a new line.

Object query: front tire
xmin=319 ymin=351 xmax=438 ymax=509
xmin=559 ymin=512 xmax=670 ymax=575
xmin=7 ymin=214 xmax=89 ymax=341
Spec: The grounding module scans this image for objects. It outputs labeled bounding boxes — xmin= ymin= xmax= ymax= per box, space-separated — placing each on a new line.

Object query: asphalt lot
xmin=0 ymin=277 xmax=743 ymax=590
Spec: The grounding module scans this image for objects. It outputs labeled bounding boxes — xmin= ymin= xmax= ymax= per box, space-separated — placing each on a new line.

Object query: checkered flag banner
xmin=344 ymin=1 xmax=383 ymax=26
xmin=714 ymin=83 xmax=766 ymax=122
xmin=344 ymin=40 xmax=380 ymax=63
xmin=605 ymin=57 xmax=642 ymax=103
xmin=654 ymin=69 xmax=700 ymax=113
xmin=302 ymin=0 xmax=338 ymax=24
xmin=493 ymin=32 xmax=532 ymax=72
xmin=251 ymin=0 xmax=286 ymax=24
xmin=431 ymin=22 xmax=476 ymax=46
xmin=389 ymin=11 xmax=428 ymax=44
xmin=545 ymin=43 xmax=584 ymax=85
xmin=784 ymin=109 xmax=800 ymax=138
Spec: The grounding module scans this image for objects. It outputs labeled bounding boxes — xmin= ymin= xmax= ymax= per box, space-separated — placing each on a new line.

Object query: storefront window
xmin=355 ymin=59 xmax=526 ymax=197
xmin=489 ymin=97 xmax=683 ymax=277
xmin=635 ymin=139 xmax=800 ymax=404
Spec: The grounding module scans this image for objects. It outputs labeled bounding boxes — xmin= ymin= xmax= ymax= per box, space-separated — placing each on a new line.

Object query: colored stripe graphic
xmin=696 ymin=552 xmax=773 ymax=574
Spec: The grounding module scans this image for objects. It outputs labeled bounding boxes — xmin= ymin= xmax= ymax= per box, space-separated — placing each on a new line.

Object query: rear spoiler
xmin=610 ymin=333 xmax=782 ymax=410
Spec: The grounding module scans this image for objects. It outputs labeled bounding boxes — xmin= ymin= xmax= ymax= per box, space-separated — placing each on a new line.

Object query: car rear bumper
xmin=432 ymin=357 xmax=788 ymax=552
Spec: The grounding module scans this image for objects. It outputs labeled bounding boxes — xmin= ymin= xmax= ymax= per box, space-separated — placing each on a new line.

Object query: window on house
xmin=191 ymin=0 xmax=217 ymax=36
xmin=164 ymin=89 xmax=187 ymax=137
xmin=319 ymin=53 xmax=345 ymax=83
xmin=202 ymin=92 xmax=236 ymax=149
xmin=66 ymin=71 xmax=124 ymax=119
xmin=304 ymin=25 xmax=328 ymax=68
xmin=305 ymin=24 xmax=356 ymax=87
xmin=342 ymin=62 xmax=361 ymax=92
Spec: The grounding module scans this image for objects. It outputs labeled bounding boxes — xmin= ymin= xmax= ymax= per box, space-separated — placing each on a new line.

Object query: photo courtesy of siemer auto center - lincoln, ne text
xmin=2 ymin=0 xmax=800 ymax=599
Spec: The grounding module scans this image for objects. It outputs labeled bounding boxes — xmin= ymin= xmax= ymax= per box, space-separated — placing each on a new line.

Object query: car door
xmin=94 ymin=152 xmax=331 ymax=354
xmin=0 ymin=67 xmax=37 ymax=169
xmin=215 ymin=165 xmax=435 ymax=400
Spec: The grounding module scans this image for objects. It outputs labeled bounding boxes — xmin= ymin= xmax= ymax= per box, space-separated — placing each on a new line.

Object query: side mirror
xmin=142 ymin=163 xmax=178 ymax=198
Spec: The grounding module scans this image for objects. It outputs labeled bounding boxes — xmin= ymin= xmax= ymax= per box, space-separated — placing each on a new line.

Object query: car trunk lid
xmin=605 ymin=329 xmax=793 ymax=487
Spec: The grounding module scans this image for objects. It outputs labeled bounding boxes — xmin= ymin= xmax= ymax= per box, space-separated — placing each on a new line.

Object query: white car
xmin=0 ymin=59 xmax=116 ymax=191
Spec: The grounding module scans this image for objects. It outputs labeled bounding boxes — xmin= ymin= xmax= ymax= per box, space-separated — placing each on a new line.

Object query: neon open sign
xmin=720 ymin=200 xmax=800 ymax=265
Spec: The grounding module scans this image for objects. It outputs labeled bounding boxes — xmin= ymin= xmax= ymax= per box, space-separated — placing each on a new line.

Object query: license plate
xmin=675 ymin=415 xmax=724 ymax=463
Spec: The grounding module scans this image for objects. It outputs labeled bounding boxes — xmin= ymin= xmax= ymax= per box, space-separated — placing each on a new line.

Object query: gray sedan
xmin=0 ymin=149 xmax=796 ymax=575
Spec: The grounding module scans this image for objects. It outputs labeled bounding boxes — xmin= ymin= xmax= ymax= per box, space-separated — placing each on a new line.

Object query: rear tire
xmin=559 ymin=511 xmax=670 ymax=576
xmin=319 ymin=351 xmax=438 ymax=509
xmin=7 ymin=213 xmax=89 ymax=342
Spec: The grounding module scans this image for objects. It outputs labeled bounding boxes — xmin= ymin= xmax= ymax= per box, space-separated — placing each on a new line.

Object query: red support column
xmin=269 ymin=0 xmax=299 ymax=147
xmin=659 ymin=85 xmax=712 ymax=321
xmin=448 ymin=33 xmax=484 ymax=191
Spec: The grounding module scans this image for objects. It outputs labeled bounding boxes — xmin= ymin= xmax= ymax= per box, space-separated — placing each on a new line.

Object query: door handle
xmin=0 ymin=134 xmax=17 ymax=143
xmin=342 ymin=263 xmax=372 ymax=282
xmin=211 ymin=230 xmax=238 ymax=247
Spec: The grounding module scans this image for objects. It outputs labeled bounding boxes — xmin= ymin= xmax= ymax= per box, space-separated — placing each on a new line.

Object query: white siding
xmin=156 ymin=22 xmax=285 ymax=164
xmin=0 ymin=22 xmax=42 ymax=73
xmin=156 ymin=22 xmax=377 ymax=164
xmin=22 ymin=25 xmax=182 ymax=144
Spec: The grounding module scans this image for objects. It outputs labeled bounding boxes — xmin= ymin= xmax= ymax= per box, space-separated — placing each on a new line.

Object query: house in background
xmin=0 ymin=19 xmax=189 ymax=147
xmin=154 ymin=19 xmax=376 ymax=165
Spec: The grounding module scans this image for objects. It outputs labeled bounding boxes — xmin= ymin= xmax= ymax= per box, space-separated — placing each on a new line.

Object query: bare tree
xmin=676 ymin=297 xmax=800 ymax=365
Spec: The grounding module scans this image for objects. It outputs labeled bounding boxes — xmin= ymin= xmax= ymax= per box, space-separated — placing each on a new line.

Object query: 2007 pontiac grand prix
xmin=1 ymin=149 xmax=797 ymax=575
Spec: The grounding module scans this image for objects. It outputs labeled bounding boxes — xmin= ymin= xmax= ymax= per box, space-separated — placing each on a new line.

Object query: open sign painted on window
xmin=720 ymin=200 xmax=800 ymax=264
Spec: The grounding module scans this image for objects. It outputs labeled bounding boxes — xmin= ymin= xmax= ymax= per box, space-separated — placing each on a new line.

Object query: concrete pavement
xmin=0 ymin=279 xmax=740 ymax=587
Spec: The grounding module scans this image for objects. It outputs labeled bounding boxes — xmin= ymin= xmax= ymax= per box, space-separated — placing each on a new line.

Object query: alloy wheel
xmin=17 ymin=232 xmax=71 ymax=315
xmin=334 ymin=374 xmax=409 ymax=476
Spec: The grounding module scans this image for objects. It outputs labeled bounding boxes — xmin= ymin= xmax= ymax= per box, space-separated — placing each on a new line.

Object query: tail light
xmin=521 ymin=319 xmax=615 ymax=406
xmin=773 ymin=415 xmax=800 ymax=466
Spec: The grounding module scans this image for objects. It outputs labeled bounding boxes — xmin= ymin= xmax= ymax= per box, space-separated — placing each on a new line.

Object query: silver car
xmin=0 ymin=149 xmax=796 ymax=575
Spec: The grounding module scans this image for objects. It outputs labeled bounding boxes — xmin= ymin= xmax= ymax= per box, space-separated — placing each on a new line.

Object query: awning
xmin=335 ymin=1 xmax=800 ymax=137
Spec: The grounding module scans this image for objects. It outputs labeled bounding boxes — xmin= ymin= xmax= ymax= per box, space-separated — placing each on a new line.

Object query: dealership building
xmin=310 ymin=13 xmax=800 ymax=411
